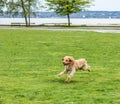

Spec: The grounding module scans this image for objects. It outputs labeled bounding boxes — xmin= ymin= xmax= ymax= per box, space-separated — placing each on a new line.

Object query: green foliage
xmin=7 ymin=0 xmax=37 ymax=15
xmin=46 ymin=0 xmax=92 ymax=16
xmin=6 ymin=0 xmax=39 ymax=26
xmin=0 ymin=0 xmax=6 ymax=14
xmin=0 ymin=29 xmax=120 ymax=103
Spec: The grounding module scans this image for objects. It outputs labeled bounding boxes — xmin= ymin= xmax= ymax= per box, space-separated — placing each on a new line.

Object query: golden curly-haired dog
xmin=58 ymin=56 xmax=90 ymax=83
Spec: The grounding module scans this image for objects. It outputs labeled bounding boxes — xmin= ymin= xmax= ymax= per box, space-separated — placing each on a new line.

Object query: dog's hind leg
xmin=82 ymin=64 xmax=91 ymax=72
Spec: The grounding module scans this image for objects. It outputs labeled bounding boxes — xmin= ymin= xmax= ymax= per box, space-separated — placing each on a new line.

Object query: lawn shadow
xmin=49 ymin=78 xmax=80 ymax=84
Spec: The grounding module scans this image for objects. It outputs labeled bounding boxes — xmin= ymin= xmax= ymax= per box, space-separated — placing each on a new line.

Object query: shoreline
xmin=0 ymin=18 xmax=120 ymax=26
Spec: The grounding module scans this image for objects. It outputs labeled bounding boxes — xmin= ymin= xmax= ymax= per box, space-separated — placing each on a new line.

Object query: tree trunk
xmin=21 ymin=0 xmax=28 ymax=27
xmin=28 ymin=0 xmax=30 ymax=26
xmin=67 ymin=14 xmax=70 ymax=27
xmin=24 ymin=14 xmax=28 ymax=27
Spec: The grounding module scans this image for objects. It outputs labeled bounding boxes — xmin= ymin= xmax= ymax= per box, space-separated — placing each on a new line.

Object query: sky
xmin=89 ymin=0 xmax=120 ymax=11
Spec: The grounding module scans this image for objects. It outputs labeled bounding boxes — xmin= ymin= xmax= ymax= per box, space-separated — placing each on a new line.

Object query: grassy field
xmin=0 ymin=29 xmax=120 ymax=104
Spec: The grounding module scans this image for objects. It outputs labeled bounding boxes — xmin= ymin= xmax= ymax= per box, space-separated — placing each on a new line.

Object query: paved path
xmin=91 ymin=30 xmax=120 ymax=33
xmin=0 ymin=26 xmax=120 ymax=33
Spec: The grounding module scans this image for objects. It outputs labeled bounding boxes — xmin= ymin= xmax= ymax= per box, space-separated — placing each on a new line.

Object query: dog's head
xmin=62 ymin=56 xmax=74 ymax=66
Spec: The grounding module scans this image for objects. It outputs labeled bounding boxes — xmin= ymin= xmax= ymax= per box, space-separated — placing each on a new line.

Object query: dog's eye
xmin=62 ymin=58 xmax=64 ymax=61
xmin=66 ymin=60 xmax=69 ymax=62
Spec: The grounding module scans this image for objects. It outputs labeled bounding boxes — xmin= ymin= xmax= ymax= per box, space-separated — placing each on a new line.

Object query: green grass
xmin=0 ymin=29 xmax=120 ymax=104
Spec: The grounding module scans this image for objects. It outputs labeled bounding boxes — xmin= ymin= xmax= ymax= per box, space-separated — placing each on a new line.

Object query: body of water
xmin=0 ymin=18 xmax=120 ymax=25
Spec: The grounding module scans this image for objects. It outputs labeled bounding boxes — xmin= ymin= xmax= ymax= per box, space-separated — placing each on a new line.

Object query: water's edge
xmin=0 ymin=18 xmax=120 ymax=26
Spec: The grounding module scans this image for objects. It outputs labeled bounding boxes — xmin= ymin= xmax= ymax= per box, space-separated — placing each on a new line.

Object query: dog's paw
xmin=65 ymin=80 xmax=70 ymax=83
xmin=88 ymin=69 xmax=91 ymax=72
xmin=57 ymin=74 xmax=61 ymax=77
xmin=65 ymin=76 xmax=71 ymax=83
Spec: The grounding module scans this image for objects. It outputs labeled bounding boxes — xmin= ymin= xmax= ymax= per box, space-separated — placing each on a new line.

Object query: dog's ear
xmin=68 ymin=58 xmax=72 ymax=62
xmin=68 ymin=57 xmax=74 ymax=62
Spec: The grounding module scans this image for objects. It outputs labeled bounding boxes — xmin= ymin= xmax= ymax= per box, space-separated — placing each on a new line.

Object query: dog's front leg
xmin=58 ymin=69 xmax=67 ymax=77
xmin=65 ymin=68 xmax=76 ymax=83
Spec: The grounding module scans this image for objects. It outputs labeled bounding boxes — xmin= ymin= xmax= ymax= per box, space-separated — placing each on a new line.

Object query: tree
xmin=0 ymin=0 xmax=6 ymax=14
xmin=46 ymin=0 xmax=93 ymax=26
xmin=7 ymin=0 xmax=39 ymax=26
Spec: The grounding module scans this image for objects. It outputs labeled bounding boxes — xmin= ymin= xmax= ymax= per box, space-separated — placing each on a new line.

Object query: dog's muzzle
xmin=63 ymin=62 xmax=69 ymax=66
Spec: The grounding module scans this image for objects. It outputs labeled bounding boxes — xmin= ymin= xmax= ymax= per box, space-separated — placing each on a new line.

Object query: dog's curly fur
xmin=58 ymin=56 xmax=90 ymax=83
